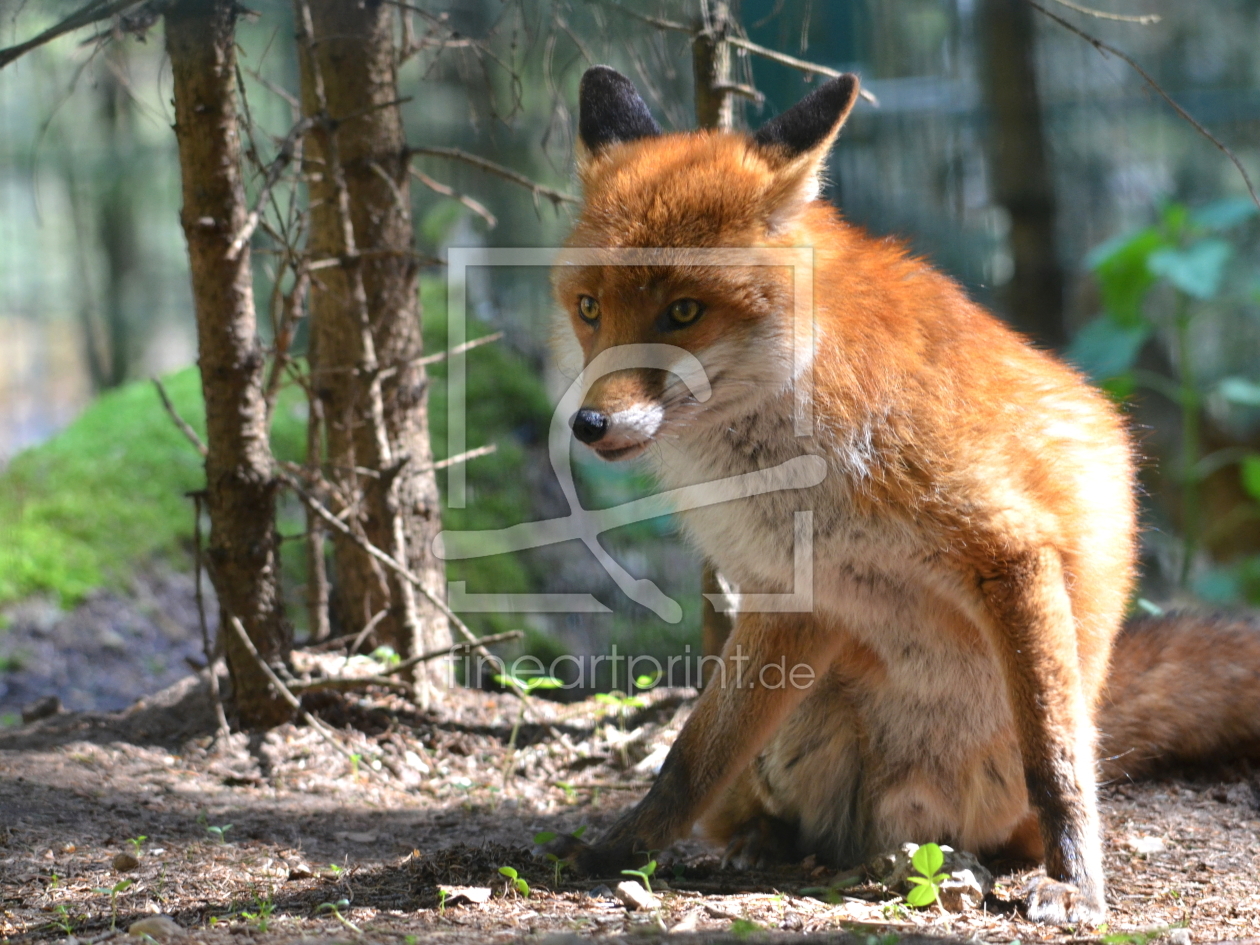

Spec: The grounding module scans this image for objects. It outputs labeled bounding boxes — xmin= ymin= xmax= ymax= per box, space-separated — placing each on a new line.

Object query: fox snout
xmin=568 ymin=399 xmax=665 ymax=461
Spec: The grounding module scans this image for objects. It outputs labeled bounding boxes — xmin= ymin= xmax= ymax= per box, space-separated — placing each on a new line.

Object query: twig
xmin=228 ymin=116 xmax=316 ymax=260
xmin=288 ymin=675 xmax=413 ymax=694
xmin=153 ymin=377 xmax=208 ymax=457
xmin=0 ymin=0 xmax=145 ymax=70
xmin=1045 ymin=0 xmax=1159 ymax=23
xmin=382 ymin=629 xmax=525 ymax=677
xmin=409 ymin=167 xmax=497 ymax=228
xmin=192 ymin=492 xmax=230 ymax=742
xmin=725 ymin=36 xmax=879 ymax=106
xmin=592 ymin=0 xmax=690 ymax=33
xmin=1025 ymin=0 xmax=1260 ymax=211
xmin=378 ymin=330 xmax=503 ymax=379
xmin=227 ymin=616 xmax=380 ymax=778
xmin=428 ymin=443 xmax=496 ymax=471
xmin=277 ymin=470 xmax=527 ymax=701
xmin=347 ymin=607 xmax=389 ymax=657
xmin=408 ymin=146 xmax=579 ymax=206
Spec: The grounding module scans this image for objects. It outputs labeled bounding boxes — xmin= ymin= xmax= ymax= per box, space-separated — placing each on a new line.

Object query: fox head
xmin=554 ymin=66 xmax=861 ymax=461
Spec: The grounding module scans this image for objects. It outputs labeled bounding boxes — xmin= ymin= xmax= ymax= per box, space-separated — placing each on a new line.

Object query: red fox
xmin=550 ymin=66 xmax=1260 ymax=925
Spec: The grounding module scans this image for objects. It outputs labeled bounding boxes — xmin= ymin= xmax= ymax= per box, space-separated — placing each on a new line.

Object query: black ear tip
xmin=579 ymin=65 xmax=661 ymax=154
xmin=753 ymin=73 xmax=862 ymax=156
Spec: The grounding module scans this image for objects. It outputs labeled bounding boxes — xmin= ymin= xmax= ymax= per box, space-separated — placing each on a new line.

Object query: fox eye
xmin=666 ymin=298 xmax=704 ymax=328
xmin=578 ymin=295 xmax=601 ymax=324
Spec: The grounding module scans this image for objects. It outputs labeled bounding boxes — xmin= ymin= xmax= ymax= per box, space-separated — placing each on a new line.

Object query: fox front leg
xmin=570 ymin=611 xmax=841 ymax=875
xmin=979 ymin=546 xmax=1108 ymax=925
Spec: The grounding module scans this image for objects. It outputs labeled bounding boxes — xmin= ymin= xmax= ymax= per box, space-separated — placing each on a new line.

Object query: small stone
xmin=588 ymin=884 xmax=615 ymax=899
xmin=127 ymin=916 xmax=184 ymax=940
xmin=113 ymin=852 xmax=141 ymax=872
xmin=1167 ymin=929 xmax=1192 ymax=945
xmin=938 ymin=869 xmax=986 ymax=912
xmin=614 ymin=879 xmax=660 ymax=911
xmin=669 ymin=910 xmax=702 ymax=933
xmin=438 ymin=885 xmax=491 ymax=906
xmin=1126 ymin=835 xmax=1165 ymax=855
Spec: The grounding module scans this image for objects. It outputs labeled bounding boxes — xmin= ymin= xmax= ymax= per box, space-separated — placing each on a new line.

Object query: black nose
xmin=570 ymin=408 xmax=609 ymax=444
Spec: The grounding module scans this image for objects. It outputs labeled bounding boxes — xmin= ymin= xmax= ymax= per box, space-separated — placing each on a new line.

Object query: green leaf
xmin=1218 ymin=377 xmax=1260 ymax=408
xmin=906 ymin=883 xmax=939 ymax=907
xmin=905 ymin=875 xmax=930 ymax=886
xmin=1067 ymin=316 xmax=1151 ymax=382
xmin=533 ymin=831 xmax=557 ymax=845
xmin=1148 ymin=239 xmax=1233 ymax=300
xmin=1087 ymin=227 xmax=1165 ymax=327
xmin=525 ymin=676 xmax=564 ymax=692
xmin=572 ymin=825 xmax=588 ymax=838
xmin=1190 ymin=197 xmax=1258 ymax=232
xmin=498 ymin=866 xmax=518 ymax=880
xmin=911 ymin=842 xmax=945 ymax=878
xmin=1241 ymin=454 xmax=1260 ymax=502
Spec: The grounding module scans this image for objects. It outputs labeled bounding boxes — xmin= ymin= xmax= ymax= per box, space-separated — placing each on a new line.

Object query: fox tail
xmin=1098 ymin=611 xmax=1260 ymax=781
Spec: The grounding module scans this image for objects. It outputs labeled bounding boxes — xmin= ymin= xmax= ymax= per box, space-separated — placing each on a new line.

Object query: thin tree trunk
xmin=694 ymin=3 xmax=738 ymax=685
xmin=166 ymin=0 xmax=291 ymax=728
xmin=979 ymin=0 xmax=1066 ymax=349
xmin=296 ymin=0 xmax=449 ymax=694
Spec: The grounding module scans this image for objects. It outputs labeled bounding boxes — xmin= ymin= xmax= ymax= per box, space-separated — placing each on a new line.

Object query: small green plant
xmin=93 ymin=878 xmax=134 ymax=930
xmin=1101 ymin=924 xmax=1185 ymax=945
xmin=317 ymin=899 xmax=361 ymax=934
xmin=370 ymin=645 xmax=401 ymax=668
xmin=620 ymin=859 xmax=658 ymax=895
xmin=49 ymin=872 xmax=60 ymax=889
xmin=533 ymin=826 xmax=587 ymax=886
xmin=349 ymin=753 xmax=362 ymax=776
xmin=240 ymin=895 xmax=276 ymax=933
xmin=494 ymin=671 xmax=563 ymax=782
xmin=498 ymin=866 xmax=531 ymax=898
xmin=51 ymin=903 xmax=74 ymax=935
xmin=730 ymin=918 xmax=762 ymax=938
xmin=405 ymin=936 xmax=419 ymax=945
xmin=904 ymin=843 xmax=950 ymax=908
xmin=206 ymin=823 xmax=233 ymax=844
xmin=126 ymin=835 xmax=147 ymax=856
xmin=882 ymin=900 xmax=910 ymax=921
xmin=326 ymin=862 xmax=345 ymax=876
xmin=437 ymin=888 xmax=449 ymax=916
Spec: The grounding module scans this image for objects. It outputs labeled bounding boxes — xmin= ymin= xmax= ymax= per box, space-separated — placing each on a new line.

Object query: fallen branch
xmin=408 ymin=146 xmax=579 ymax=206
xmin=277 ymin=470 xmax=527 ymax=701
xmin=153 ymin=377 xmax=208 ymax=457
xmin=1025 ymin=0 xmax=1259 ymax=211
xmin=227 ymin=616 xmax=381 ymax=778
xmin=382 ymin=629 xmax=525 ymax=677
xmin=287 ymin=675 xmax=414 ymax=694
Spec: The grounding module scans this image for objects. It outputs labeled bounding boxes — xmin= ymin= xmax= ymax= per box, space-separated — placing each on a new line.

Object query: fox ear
xmin=753 ymin=74 xmax=861 ymax=227
xmin=578 ymin=66 xmax=661 ymax=157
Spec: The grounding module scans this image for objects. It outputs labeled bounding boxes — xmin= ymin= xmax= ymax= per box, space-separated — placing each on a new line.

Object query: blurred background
xmin=1 ymin=0 xmax=1258 ymax=717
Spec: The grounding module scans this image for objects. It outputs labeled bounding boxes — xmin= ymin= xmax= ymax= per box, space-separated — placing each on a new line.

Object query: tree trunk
xmin=693 ymin=4 xmax=738 ymax=684
xmin=166 ymin=0 xmax=291 ymax=728
xmin=978 ymin=0 xmax=1066 ymax=349
xmin=296 ymin=0 xmax=450 ymax=692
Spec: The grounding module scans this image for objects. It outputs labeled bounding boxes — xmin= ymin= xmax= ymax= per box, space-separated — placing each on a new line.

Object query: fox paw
xmin=539 ymin=831 xmax=650 ymax=876
xmin=1023 ymin=875 xmax=1106 ymax=926
xmin=721 ymin=815 xmax=797 ymax=870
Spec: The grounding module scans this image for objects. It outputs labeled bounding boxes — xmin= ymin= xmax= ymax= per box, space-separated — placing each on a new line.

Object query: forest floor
xmin=1 ymin=650 xmax=1259 ymax=945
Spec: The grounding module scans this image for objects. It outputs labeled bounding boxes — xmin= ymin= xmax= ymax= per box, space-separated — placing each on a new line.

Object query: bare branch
xmin=428 ymin=444 xmax=497 ymax=471
xmin=191 ymin=492 xmax=230 ymax=742
xmin=0 ymin=0 xmax=145 ymax=70
xmin=592 ymin=0 xmax=690 ymax=33
xmin=153 ymin=377 xmax=208 ymax=457
xmin=288 ymin=675 xmax=413 ymax=694
xmin=409 ymin=167 xmax=497 ymax=228
xmin=382 ymin=629 xmax=525 ymax=677
xmin=1025 ymin=0 xmax=1260 ymax=211
xmin=228 ymin=116 xmax=316 ymax=260
xmin=278 ymin=470 xmax=527 ymax=701
xmin=725 ymin=36 xmax=880 ymax=106
xmin=228 ymin=616 xmax=381 ymax=776
xmin=379 ymin=330 xmax=503 ymax=379
xmin=1045 ymin=0 xmax=1159 ymax=23
xmin=409 ymin=146 xmax=579 ymax=206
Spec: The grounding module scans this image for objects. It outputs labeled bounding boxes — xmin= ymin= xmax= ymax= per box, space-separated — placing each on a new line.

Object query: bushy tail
xmin=1098 ymin=611 xmax=1260 ymax=781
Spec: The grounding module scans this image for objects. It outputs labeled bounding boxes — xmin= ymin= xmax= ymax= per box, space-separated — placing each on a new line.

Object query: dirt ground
xmin=2 ymin=653 xmax=1260 ymax=945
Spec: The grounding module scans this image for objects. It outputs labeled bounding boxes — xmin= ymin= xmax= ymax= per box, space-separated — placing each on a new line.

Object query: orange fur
xmin=550 ymin=70 xmax=1260 ymax=926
